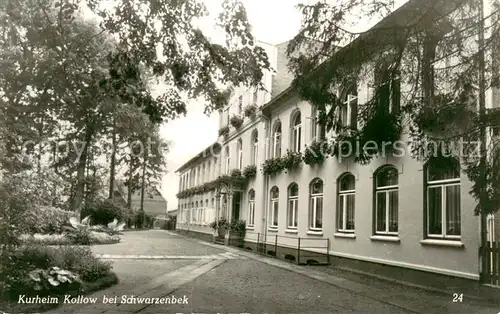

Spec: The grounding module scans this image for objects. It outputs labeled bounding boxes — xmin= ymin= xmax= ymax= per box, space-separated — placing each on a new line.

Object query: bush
xmin=24 ymin=206 xmax=76 ymax=235
xmin=19 ymin=232 xmax=119 ymax=246
xmin=81 ymin=199 xmax=131 ymax=226
xmin=19 ymin=234 xmax=71 ymax=245
xmin=1 ymin=245 xmax=113 ymax=299
xmin=133 ymin=212 xmax=154 ymax=229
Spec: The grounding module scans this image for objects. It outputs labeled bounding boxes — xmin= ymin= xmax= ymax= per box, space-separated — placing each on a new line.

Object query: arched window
xmin=248 ymin=189 xmax=256 ymax=227
xmin=237 ymin=139 xmax=243 ymax=170
xmin=311 ymin=106 xmax=326 ymax=141
xmin=207 ymin=161 xmax=211 ymax=181
xmin=251 ymin=130 xmax=258 ymax=165
xmin=339 ymin=83 xmax=358 ymax=129
xmin=270 ymin=186 xmax=279 ymax=229
xmin=374 ymin=166 xmax=399 ymax=235
xmin=309 ymin=178 xmax=323 ymax=231
xmin=194 ymin=201 xmax=199 ymax=223
xmin=425 ymin=158 xmax=461 ymax=238
xmin=225 ymin=146 xmax=230 ymax=174
xmin=273 ymin=122 xmax=282 ymax=158
xmin=337 ymin=173 xmax=355 ymax=232
xmin=292 ymin=112 xmax=302 ymax=152
xmin=287 ymin=183 xmax=299 ymax=229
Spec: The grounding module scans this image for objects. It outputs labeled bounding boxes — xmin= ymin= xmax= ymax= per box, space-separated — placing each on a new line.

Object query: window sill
xmin=334 ymin=233 xmax=356 ymax=239
xmin=268 ymin=228 xmax=278 ymax=232
xmin=420 ymin=239 xmax=464 ymax=248
xmin=307 ymin=230 xmax=323 ymax=236
xmin=246 ymin=227 xmax=255 ymax=231
xmin=370 ymin=235 xmax=400 ymax=243
xmin=285 ymin=229 xmax=298 ymax=234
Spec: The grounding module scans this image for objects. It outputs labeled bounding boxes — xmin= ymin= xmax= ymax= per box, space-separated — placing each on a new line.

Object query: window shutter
xmin=350 ymin=100 xmax=358 ymax=130
xmin=391 ymin=77 xmax=401 ymax=115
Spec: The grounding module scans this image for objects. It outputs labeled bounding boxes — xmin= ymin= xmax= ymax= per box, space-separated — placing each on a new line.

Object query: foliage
xmin=28 ymin=267 xmax=81 ymax=292
xmin=262 ymin=158 xmax=284 ymax=176
xmin=230 ymin=115 xmax=244 ymax=128
xmin=218 ymin=126 xmax=230 ymax=137
xmin=281 ymin=150 xmax=303 ymax=172
xmin=81 ymin=199 xmax=131 ymax=226
xmin=25 ymin=206 xmax=76 ymax=235
xmin=133 ymin=212 xmax=155 ymax=229
xmin=287 ymin=0 xmax=500 ymax=215
xmin=229 ymin=219 xmax=246 ymax=233
xmin=242 ymin=164 xmax=257 ymax=179
xmin=209 ymin=218 xmax=229 ymax=230
xmin=244 ymin=104 xmax=258 ymax=118
xmin=303 ymin=140 xmax=331 ymax=165
xmin=1 ymin=245 xmax=113 ymax=298
xmin=230 ymin=168 xmax=242 ymax=177
xmin=63 ymin=216 xmax=92 ymax=245
xmin=19 ymin=234 xmax=71 ymax=245
xmin=176 ymin=174 xmax=247 ymax=199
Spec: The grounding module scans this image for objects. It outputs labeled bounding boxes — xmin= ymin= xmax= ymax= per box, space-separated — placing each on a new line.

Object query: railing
xmin=231 ymin=231 xmax=330 ymax=265
xmin=482 ymin=241 xmax=500 ymax=286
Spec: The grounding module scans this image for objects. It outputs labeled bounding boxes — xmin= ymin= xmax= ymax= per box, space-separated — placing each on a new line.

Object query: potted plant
xmin=218 ymin=126 xmax=230 ymax=137
xmin=262 ymin=157 xmax=284 ymax=176
xmin=242 ymin=164 xmax=257 ymax=179
xmin=210 ymin=218 xmax=229 ymax=238
xmin=230 ymin=115 xmax=244 ymax=129
xmin=244 ymin=104 xmax=258 ymax=119
xmin=281 ymin=150 xmax=303 ymax=173
xmin=228 ymin=219 xmax=246 ymax=247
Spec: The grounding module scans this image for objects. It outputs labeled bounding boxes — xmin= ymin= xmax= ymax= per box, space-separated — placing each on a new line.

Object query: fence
xmin=233 ymin=231 xmax=330 ymax=265
xmin=482 ymin=241 xmax=500 ymax=286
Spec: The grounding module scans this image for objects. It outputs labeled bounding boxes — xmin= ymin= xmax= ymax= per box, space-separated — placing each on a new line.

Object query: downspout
xmin=261 ymin=112 xmax=271 ymax=250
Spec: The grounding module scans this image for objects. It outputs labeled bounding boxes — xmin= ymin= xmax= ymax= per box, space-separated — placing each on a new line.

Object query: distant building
xmin=113 ymin=180 xmax=168 ymax=217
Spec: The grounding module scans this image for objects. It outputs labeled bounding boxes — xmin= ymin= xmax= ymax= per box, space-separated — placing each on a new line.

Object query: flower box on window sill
xmin=420 ymin=239 xmax=464 ymax=248
xmin=268 ymin=227 xmax=278 ymax=232
xmin=334 ymin=232 xmax=356 ymax=239
xmin=285 ymin=229 xmax=298 ymax=234
xmin=307 ymin=230 xmax=323 ymax=236
xmin=370 ymin=235 xmax=400 ymax=243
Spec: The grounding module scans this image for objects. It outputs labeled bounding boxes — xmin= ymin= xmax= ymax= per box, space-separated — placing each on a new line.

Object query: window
xmin=213 ymin=158 xmax=218 ymax=178
xmin=374 ymin=166 xmax=399 ymax=235
xmin=311 ymin=107 xmax=326 ymax=141
xmin=225 ymin=146 xmax=230 ymax=174
xmin=211 ymin=198 xmax=215 ymax=208
xmin=253 ymin=89 xmax=258 ymax=104
xmin=375 ymin=62 xmax=401 ymax=115
xmin=337 ymin=173 xmax=355 ymax=232
xmin=251 ymin=130 xmax=258 ymax=165
xmin=309 ymin=178 xmax=323 ymax=231
xmin=238 ymin=95 xmax=243 ymax=114
xmin=270 ymin=187 xmax=279 ymax=229
xmin=287 ymin=183 xmax=299 ymax=229
xmin=339 ymin=84 xmax=358 ymax=129
xmin=207 ymin=161 xmax=211 ymax=181
xmin=273 ymin=122 xmax=282 ymax=158
xmin=224 ymin=108 xmax=229 ymax=125
xmin=248 ymin=189 xmax=255 ymax=227
xmin=194 ymin=201 xmax=199 ymax=223
xmin=237 ymin=139 xmax=243 ymax=170
xmin=202 ymin=164 xmax=205 ymax=183
xmin=425 ymin=158 xmax=461 ymax=239
xmin=292 ymin=112 xmax=302 ymax=152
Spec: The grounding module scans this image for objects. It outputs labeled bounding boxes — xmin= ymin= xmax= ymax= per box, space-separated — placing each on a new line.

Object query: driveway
xmin=46 ymin=230 xmax=500 ymax=314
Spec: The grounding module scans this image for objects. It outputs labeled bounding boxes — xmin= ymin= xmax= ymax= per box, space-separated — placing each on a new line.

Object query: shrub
xmin=1 ymin=245 xmax=113 ymax=298
xmin=303 ymin=140 xmax=331 ymax=165
xmin=19 ymin=232 xmax=119 ymax=245
xmin=81 ymin=199 xmax=131 ymax=226
xmin=19 ymin=233 xmax=71 ymax=245
xmin=230 ymin=168 xmax=242 ymax=177
xmin=229 ymin=219 xmax=246 ymax=233
xmin=24 ymin=206 xmax=76 ymax=235
xmin=229 ymin=115 xmax=244 ymax=128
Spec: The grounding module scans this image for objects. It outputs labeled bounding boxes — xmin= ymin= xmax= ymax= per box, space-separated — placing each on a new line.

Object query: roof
xmin=261 ymin=0 xmax=461 ymax=114
xmin=175 ymin=141 xmax=221 ymax=173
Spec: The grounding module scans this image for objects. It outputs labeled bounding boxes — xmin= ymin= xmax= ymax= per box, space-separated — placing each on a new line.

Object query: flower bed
xmin=19 ymin=231 xmax=120 ymax=246
xmin=0 ymin=245 xmax=118 ymax=313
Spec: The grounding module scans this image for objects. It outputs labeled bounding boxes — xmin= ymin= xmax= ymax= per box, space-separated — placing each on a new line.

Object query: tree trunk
xmin=140 ymin=145 xmax=148 ymax=212
xmin=108 ymin=121 xmax=117 ymax=199
xmin=127 ymin=148 xmax=133 ymax=209
xmin=72 ymin=128 xmax=91 ymax=213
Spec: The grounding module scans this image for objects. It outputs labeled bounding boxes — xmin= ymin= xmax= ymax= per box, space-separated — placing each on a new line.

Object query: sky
xmin=159 ymin=0 xmax=305 ymax=210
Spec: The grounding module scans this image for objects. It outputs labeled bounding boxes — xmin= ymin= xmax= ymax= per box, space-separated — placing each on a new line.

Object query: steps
xmin=213 ymin=236 xmax=225 ymax=245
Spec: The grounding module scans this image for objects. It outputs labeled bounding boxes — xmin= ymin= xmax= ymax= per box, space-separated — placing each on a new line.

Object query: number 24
xmin=453 ymin=293 xmax=463 ymax=302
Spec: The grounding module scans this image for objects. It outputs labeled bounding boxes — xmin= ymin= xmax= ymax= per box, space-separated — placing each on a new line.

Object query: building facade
xmin=176 ymin=0 xmax=500 ymax=281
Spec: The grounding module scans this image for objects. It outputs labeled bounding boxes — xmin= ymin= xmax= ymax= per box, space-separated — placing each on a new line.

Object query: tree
xmin=289 ymin=0 xmax=500 ymax=282
xmin=288 ymin=0 xmax=500 ymax=214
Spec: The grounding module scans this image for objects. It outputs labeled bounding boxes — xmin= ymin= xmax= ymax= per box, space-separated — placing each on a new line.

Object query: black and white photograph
xmin=0 ymin=0 xmax=499 ymax=313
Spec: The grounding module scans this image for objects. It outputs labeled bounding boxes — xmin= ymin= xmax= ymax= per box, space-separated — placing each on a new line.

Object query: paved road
xmin=47 ymin=230 xmax=500 ymax=314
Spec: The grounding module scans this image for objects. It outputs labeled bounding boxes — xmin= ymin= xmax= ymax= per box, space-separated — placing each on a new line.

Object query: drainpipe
xmin=261 ymin=112 xmax=271 ymax=251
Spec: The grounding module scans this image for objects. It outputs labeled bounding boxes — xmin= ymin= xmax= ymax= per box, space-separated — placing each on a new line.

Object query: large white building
xmin=176 ymin=0 xmax=500 ymax=284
